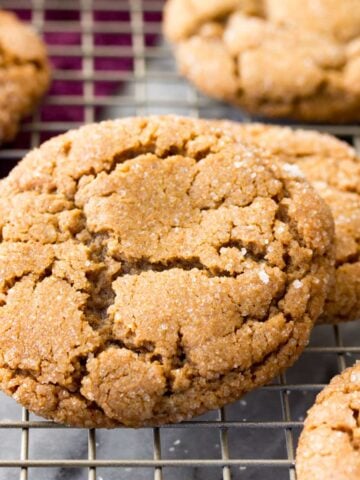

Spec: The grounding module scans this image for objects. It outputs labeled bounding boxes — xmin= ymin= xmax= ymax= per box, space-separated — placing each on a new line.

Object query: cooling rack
xmin=0 ymin=1 xmax=359 ymax=479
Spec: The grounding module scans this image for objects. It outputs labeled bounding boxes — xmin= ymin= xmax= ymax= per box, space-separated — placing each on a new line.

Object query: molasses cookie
xmin=164 ymin=0 xmax=360 ymax=123
xmin=296 ymin=363 xmax=360 ymax=480
xmin=0 ymin=11 xmax=50 ymax=143
xmin=0 ymin=116 xmax=334 ymax=427
xmin=219 ymin=122 xmax=360 ymax=323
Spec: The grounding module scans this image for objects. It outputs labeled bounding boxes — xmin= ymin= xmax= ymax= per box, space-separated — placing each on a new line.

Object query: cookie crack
xmin=309 ymin=422 xmax=360 ymax=452
xmin=0 ymin=256 xmax=55 ymax=306
xmin=150 ymin=332 xmax=298 ymax=423
xmin=82 ymin=252 xmax=237 ymax=331
xmin=335 ymin=250 xmax=360 ymax=268
xmin=0 ymin=363 xmax=110 ymax=422
xmin=71 ymin=130 xmax=216 ymax=204
xmin=0 ymin=41 xmax=47 ymax=72
xmin=169 ymin=1 xmax=265 ymax=41
xmin=336 ymin=405 xmax=360 ymax=451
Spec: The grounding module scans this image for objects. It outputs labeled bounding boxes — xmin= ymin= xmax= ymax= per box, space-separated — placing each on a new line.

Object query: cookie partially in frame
xmin=164 ymin=0 xmax=360 ymax=123
xmin=0 ymin=10 xmax=50 ymax=143
xmin=297 ymin=362 xmax=360 ymax=480
xmin=215 ymin=122 xmax=360 ymax=324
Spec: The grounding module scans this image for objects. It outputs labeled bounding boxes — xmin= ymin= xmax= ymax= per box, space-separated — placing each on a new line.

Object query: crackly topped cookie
xmin=216 ymin=122 xmax=360 ymax=323
xmin=296 ymin=363 xmax=360 ymax=480
xmin=0 ymin=10 xmax=50 ymax=143
xmin=0 ymin=116 xmax=334 ymax=427
xmin=164 ymin=0 xmax=360 ymax=123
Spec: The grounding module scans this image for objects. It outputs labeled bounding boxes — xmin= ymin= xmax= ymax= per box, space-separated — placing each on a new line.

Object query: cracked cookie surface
xmin=216 ymin=122 xmax=360 ymax=323
xmin=0 ymin=116 xmax=334 ymax=427
xmin=164 ymin=0 xmax=360 ymax=123
xmin=0 ymin=10 xmax=50 ymax=144
xmin=296 ymin=363 xmax=360 ymax=480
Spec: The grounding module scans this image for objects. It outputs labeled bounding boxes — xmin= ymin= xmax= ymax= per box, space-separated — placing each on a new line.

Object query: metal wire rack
xmin=0 ymin=1 xmax=359 ymax=479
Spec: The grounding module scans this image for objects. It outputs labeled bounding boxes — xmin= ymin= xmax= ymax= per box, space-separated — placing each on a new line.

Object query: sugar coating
xmin=164 ymin=0 xmax=360 ymax=123
xmin=296 ymin=362 xmax=360 ymax=480
xmin=258 ymin=268 xmax=269 ymax=284
xmin=0 ymin=116 xmax=334 ymax=428
xmin=0 ymin=10 xmax=50 ymax=143
xmin=351 ymin=371 xmax=360 ymax=384
xmin=282 ymin=163 xmax=305 ymax=178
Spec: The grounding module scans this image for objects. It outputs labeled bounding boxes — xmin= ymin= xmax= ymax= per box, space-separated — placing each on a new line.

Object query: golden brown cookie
xmin=0 ymin=11 xmax=50 ymax=143
xmin=296 ymin=363 xmax=360 ymax=480
xmin=0 ymin=116 xmax=334 ymax=427
xmin=164 ymin=0 xmax=360 ymax=123
xmin=216 ymin=122 xmax=360 ymax=323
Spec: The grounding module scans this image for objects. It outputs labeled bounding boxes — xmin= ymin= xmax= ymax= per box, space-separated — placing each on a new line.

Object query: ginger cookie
xmin=0 ymin=11 xmax=50 ymax=143
xmin=296 ymin=363 xmax=360 ymax=480
xmin=164 ymin=0 xmax=360 ymax=123
xmin=217 ymin=122 xmax=360 ymax=323
xmin=0 ymin=116 xmax=334 ymax=427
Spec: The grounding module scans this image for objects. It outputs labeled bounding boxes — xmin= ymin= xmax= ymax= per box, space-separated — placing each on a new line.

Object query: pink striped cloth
xmin=14 ymin=6 xmax=162 ymax=144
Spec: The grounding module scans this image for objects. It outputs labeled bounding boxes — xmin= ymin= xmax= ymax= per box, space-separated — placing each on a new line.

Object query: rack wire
xmin=0 ymin=1 xmax=359 ymax=479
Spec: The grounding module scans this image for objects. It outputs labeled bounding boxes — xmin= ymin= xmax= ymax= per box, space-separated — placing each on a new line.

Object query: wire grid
xmin=0 ymin=1 xmax=359 ymax=479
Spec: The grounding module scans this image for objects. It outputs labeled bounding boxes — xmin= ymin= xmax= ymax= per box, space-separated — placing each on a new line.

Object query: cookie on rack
xmin=0 ymin=10 xmax=50 ymax=144
xmin=0 ymin=116 xmax=334 ymax=427
xmin=164 ymin=0 xmax=360 ymax=123
xmin=296 ymin=362 xmax=360 ymax=480
xmin=217 ymin=122 xmax=360 ymax=324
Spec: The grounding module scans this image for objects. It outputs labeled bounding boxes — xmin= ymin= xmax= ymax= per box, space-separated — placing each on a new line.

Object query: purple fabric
xmin=0 ymin=4 xmax=162 ymax=179
xmin=11 ymin=5 xmax=162 ymax=146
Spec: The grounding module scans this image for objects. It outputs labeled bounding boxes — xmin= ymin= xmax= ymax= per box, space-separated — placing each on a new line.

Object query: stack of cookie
xmin=0 ymin=115 xmax=359 ymax=476
xmin=163 ymin=1 xmax=360 ymax=477
xmin=0 ymin=3 xmax=359 ymax=480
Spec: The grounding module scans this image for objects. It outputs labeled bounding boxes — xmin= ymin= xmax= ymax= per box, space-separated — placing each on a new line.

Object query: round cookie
xmin=164 ymin=0 xmax=360 ymax=123
xmin=296 ymin=363 xmax=360 ymax=480
xmin=217 ymin=122 xmax=360 ymax=323
xmin=0 ymin=11 xmax=50 ymax=143
xmin=0 ymin=116 xmax=334 ymax=427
